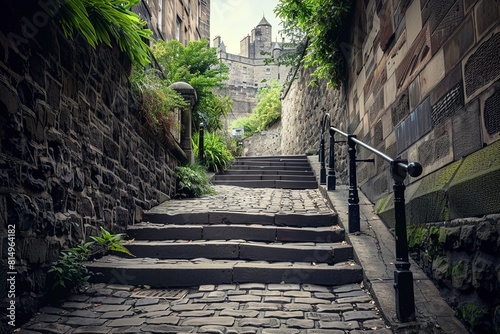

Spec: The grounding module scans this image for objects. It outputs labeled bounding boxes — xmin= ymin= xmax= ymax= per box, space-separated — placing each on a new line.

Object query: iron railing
xmin=319 ymin=115 xmax=423 ymax=322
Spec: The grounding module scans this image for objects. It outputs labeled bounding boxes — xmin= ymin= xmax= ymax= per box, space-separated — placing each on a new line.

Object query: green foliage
xmin=130 ymin=69 xmax=187 ymax=135
xmin=274 ymin=0 xmax=351 ymax=87
xmin=254 ymin=81 xmax=282 ymax=130
xmin=152 ymin=40 xmax=231 ymax=132
xmin=230 ymin=115 xmax=259 ymax=137
xmin=456 ymin=304 xmax=489 ymax=329
xmin=176 ymin=163 xmax=215 ymax=198
xmin=48 ymin=227 xmax=133 ymax=298
xmin=57 ymin=0 xmax=153 ymax=67
xmin=192 ymin=132 xmax=234 ymax=173
xmin=230 ymin=80 xmax=282 ymax=137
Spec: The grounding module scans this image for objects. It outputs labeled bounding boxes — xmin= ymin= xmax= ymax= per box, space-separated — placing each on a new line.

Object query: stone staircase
xmin=212 ymin=155 xmax=318 ymax=189
xmin=87 ymin=156 xmax=362 ymax=288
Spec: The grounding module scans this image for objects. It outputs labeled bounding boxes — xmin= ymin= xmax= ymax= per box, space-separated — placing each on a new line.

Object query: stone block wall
xmin=407 ymin=214 xmax=500 ymax=332
xmin=343 ymin=0 xmax=500 ymax=219
xmin=279 ymin=0 xmax=500 ymax=330
xmin=0 ymin=5 xmax=179 ymax=328
xmin=241 ymin=121 xmax=282 ymax=157
xmin=281 ymin=67 xmax=349 ymax=184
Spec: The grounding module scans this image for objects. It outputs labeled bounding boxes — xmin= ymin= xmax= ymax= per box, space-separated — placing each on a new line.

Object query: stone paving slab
xmin=21 ymin=282 xmax=391 ymax=333
xmin=147 ymin=185 xmax=333 ymax=215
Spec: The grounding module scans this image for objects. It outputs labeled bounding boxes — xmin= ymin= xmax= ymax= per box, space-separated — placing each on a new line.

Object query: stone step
xmin=222 ymin=169 xmax=314 ymax=176
xmin=228 ymin=165 xmax=312 ymax=171
xmin=232 ymin=161 xmax=312 ymax=168
xmin=128 ymin=223 xmax=345 ymax=243
xmin=211 ymin=179 xmax=318 ymax=189
xmin=125 ymin=240 xmax=353 ymax=264
xmin=212 ymin=174 xmax=317 ymax=182
xmin=142 ymin=212 xmax=337 ymax=227
xmin=235 ymin=155 xmax=308 ymax=161
xmin=87 ymin=256 xmax=363 ymax=287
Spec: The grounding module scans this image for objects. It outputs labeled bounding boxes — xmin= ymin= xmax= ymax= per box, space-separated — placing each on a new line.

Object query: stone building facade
xmin=0 ymin=3 xmax=198 ymax=330
xmin=134 ymin=0 xmax=210 ymax=43
xmin=277 ymin=0 xmax=500 ymax=330
xmin=214 ymin=17 xmax=292 ymax=125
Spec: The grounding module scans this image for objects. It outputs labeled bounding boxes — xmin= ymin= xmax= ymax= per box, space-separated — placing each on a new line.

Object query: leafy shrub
xmin=192 ymin=132 xmax=234 ymax=173
xmin=131 ymin=69 xmax=187 ymax=136
xmin=48 ymin=227 xmax=133 ymax=300
xmin=176 ymin=163 xmax=214 ymax=198
xmin=152 ymin=40 xmax=231 ymax=132
xmin=230 ymin=81 xmax=282 ymax=137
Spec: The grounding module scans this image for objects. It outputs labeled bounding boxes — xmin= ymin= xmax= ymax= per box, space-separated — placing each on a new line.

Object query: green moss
xmin=449 ymin=262 xmax=464 ymax=277
xmin=374 ymin=193 xmax=392 ymax=213
xmin=438 ymin=227 xmax=446 ymax=244
xmin=407 ymin=225 xmax=428 ymax=248
xmin=456 ymin=304 xmax=488 ymax=328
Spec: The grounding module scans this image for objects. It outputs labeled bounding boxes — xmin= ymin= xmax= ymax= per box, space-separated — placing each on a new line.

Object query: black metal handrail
xmin=319 ymin=120 xmax=423 ymax=323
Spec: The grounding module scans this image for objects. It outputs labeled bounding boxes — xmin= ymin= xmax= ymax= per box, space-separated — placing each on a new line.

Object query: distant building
xmin=214 ymin=16 xmax=293 ymax=128
xmin=133 ymin=0 xmax=210 ymax=44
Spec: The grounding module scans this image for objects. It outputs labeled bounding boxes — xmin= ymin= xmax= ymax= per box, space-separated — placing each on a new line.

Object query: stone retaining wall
xmin=277 ymin=0 xmax=500 ymax=330
xmin=407 ymin=214 xmax=500 ymax=333
xmin=0 ymin=6 xmax=179 ymax=328
xmin=281 ymin=67 xmax=349 ymax=184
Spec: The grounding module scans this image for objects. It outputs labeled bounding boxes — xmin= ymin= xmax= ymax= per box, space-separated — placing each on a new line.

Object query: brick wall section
xmin=0 ymin=8 xmax=179 ymax=327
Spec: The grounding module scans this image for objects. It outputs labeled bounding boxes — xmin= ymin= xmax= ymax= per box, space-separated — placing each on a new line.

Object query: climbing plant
xmin=273 ymin=0 xmax=351 ymax=87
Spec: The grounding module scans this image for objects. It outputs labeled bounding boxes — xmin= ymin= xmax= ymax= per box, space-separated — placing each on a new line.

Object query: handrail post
xmin=347 ymin=135 xmax=360 ymax=233
xmin=327 ymin=127 xmax=336 ymax=190
xmin=199 ymin=122 xmax=205 ymax=165
xmin=391 ymin=159 xmax=415 ymax=322
xmin=320 ymin=133 xmax=326 ymax=185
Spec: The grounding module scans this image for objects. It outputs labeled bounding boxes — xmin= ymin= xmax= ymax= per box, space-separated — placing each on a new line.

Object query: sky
xmin=210 ymin=0 xmax=282 ymax=54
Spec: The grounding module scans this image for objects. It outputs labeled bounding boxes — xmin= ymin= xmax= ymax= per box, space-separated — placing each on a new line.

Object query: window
xmin=176 ymin=16 xmax=181 ymax=41
xmin=266 ymin=68 xmax=271 ymax=75
xmin=157 ymin=0 xmax=163 ymax=30
xmin=243 ymin=66 xmax=247 ymax=74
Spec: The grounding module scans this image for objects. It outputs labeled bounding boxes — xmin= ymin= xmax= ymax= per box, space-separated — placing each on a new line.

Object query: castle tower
xmin=254 ymin=16 xmax=272 ymax=59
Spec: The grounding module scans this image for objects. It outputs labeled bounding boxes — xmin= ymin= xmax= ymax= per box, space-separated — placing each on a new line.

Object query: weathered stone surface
xmin=319 ymin=320 xmax=360 ymax=330
xmin=342 ymin=310 xmax=379 ymax=321
xmin=182 ymin=316 xmax=235 ymax=326
xmin=107 ymin=318 xmax=146 ymax=327
xmin=238 ymin=318 xmax=280 ymax=328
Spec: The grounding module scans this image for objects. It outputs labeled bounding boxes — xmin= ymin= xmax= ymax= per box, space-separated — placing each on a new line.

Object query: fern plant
xmin=48 ymin=227 xmax=133 ymax=300
xmin=57 ymin=0 xmax=153 ymax=67
xmin=192 ymin=132 xmax=234 ymax=173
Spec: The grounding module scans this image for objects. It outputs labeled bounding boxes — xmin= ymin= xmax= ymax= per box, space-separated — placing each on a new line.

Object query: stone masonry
xmin=0 ymin=3 xmax=181 ymax=329
xmin=274 ymin=0 xmax=500 ymax=331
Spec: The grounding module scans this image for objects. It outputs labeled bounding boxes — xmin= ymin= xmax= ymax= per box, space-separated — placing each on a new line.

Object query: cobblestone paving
xmin=22 ymin=282 xmax=392 ymax=334
xmin=150 ymin=186 xmax=334 ymax=215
